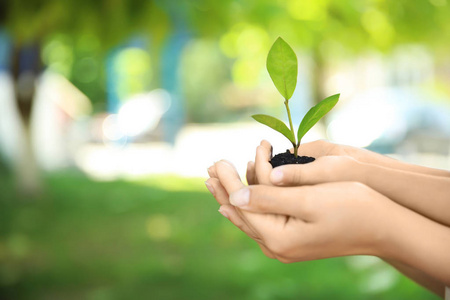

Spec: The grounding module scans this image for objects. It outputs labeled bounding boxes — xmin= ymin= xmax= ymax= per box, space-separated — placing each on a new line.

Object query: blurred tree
xmin=0 ymin=1 xmax=46 ymax=194
xmin=1 ymin=0 xmax=450 ymax=193
xmin=214 ymin=0 xmax=450 ymax=103
xmin=166 ymin=0 xmax=450 ymax=122
xmin=3 ymin=0 xmax=450 ymax=108
xmin=0 ymin=0 xmax=173 ymax=194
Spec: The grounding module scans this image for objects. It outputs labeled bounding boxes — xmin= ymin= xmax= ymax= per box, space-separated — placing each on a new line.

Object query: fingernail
xmin=230 ymin=188 xmax=250 ymax=207
xmin=271 ymin=169 xmax=283 ymax=184
xmin=205 ymin=181 xmax=215 ymax=195
xmin=207 ymin=166 xmax=213 ymax=177
xmin=218 ymin=206 xmax=229 ymax=218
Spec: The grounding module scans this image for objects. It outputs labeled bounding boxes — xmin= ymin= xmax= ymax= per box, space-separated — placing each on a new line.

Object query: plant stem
xmin=284 ymin=99 xmax=298 ymax=158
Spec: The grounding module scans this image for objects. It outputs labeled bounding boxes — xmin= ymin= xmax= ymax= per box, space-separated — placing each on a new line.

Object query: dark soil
xmin=270 ymin=150 xmax=315 ymax=168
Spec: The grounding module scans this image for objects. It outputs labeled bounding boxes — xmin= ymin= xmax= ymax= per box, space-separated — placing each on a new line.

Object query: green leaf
xmin=297 ymin=93 xmax=340 ymax=144
xmin=252 ymin=114 xmax=296 ymax=145
xmin=266 ymin=37 xmax=298 ymax=100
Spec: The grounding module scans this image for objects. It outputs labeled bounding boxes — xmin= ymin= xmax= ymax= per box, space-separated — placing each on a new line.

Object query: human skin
xmin=243 ymin=140 xmax=450 ymax=297
xmin=205 ymin=146 xmax=450 ymax=297
xmin=276 ymin=139 xmax=450 ymax=178
xmin=254 ymin=140 xmax=450 ymax=227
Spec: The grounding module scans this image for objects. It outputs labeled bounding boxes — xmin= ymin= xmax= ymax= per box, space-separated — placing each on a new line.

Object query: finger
xmin=246 ymin=161 xmax=257 ymax=185
xmin=219 ymin=205 xmax=258 ymax=239
xmin=297 ymin=139 xmax=332 ymax=157
xmin=219 ymin=205 xmax=275 ymax=259
xmin=207 ymin=165 xmax=218 ymax=178
xmin=259 ymin=139 xmax=273 ymax=156
xmin=214 ymin=160 xmax=276 ymax=238
xmin=229 ymin=185 xmax=315 ymax=222
xmin=255 ymin=140 xmax=273 ymax=185
xmin=223 ymin=203 xmax=300 ymax=259
xmin=215 ymin=160 xmax=246 ymax=193
xmin=270 ymin=155 xmax=354 ymax=186
xmin=205 ymin=177 xmax=230 ymax=205
xmin=270 ymin=156 xmax=329 ymax=186
xmin=210 ymin=178 xmax=283 ymax=256
xmin=270 ymin=164 xmax=306 ymax=186
xmin=214 ymin=184 xmax=265 ymax=241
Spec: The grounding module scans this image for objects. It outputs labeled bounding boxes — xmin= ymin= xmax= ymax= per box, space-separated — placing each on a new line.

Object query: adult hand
xmin=249 ymin=140 xmax=450 ymax=226
xmin=246 ymin=140 xmax=358 ymax=187
xmin=269 ymin=155 xmax=361 ymax=186
xmin=208 ymin=160 xmax=395 ymax=262
xmin=246 ymin=140 xmax=274 ymax=186
xmin=207 ymin=160 xmax=450 ymax=288
xmin=248 ymin=140 xmax=450 ymax=184
xmin=206 ymin=160 xmax=277 ymax=259
xmin=213 ymin=146 xmax=450 ymax=296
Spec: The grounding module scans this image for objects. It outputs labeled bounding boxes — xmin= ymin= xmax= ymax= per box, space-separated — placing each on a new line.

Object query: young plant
xmin=252 ymin=37 xmax=340 ymax=158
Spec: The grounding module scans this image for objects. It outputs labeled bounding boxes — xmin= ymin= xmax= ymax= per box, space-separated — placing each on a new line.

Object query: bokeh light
xmin=117 ymin=89 xmax=171 ymax=137
xmin=0 ymin=1 xmax=449 ymax=299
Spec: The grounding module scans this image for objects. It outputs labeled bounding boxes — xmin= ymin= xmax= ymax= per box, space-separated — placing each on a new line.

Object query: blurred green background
xmin=1 ymin=0 xmax=449 ymax=299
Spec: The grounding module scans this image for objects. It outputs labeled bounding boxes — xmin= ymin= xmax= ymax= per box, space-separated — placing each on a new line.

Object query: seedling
xmin=252 ymin=37 xmax=340 ymax=158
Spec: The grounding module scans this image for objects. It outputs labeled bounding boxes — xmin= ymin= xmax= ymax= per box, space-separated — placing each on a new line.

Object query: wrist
xmin=346 ymin=184 xmax=399 ymax=258
xmin=363 ymin=194 xmax=401 ymax=258
xmin=370 ymin=201 xmax=404 ymax=259
xmin=357 ymin=161 xmax=385 ymax=189
xmin=378 ymin=204 xmax=450 ymax=286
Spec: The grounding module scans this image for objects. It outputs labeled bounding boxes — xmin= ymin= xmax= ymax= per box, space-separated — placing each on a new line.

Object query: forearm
xmin=359 ymin=163 xmax=450 ymax=226
xmin=383 ymin=258 xmax=445 ymax=297
xmin=379 ymin=203 xmax=450 ymax=288
xmin=347 ymin=145 xmax=450 ymax=177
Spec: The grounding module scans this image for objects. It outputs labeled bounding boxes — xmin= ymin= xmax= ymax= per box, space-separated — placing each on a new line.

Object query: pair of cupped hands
xmin=205 ymin=139 xmax=450 ymax=293
xmin=206 ymin=140 xmax=392 ymax=262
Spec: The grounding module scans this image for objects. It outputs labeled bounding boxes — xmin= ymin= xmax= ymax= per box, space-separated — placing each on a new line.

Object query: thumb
xmin=269 ymin=164 xmax=314 ymax=186
xmin=229 ymin=185 xmax=313 ymax=219
xmin=270 ymin=156 xmax=355 ymax=186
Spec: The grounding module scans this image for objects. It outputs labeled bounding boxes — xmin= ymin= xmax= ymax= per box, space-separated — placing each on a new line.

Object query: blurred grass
xmin=0 ymin=170 xmax=439 ymax=300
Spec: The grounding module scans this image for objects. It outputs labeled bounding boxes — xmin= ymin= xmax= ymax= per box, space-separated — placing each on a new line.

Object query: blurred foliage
xmin=0 ymin=3 xmax=447 ymax=297
xmin=2 ymin=0 xmax=450 ymax=119
xmin=0 ymin=172 xmax=439 ymax=299
xmin=0 ymin=154 xmax=9 ymax=175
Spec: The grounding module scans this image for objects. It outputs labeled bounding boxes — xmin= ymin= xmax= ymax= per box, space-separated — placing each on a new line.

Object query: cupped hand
xmin=270 ymin=155 xmax=362 ymax=186
xmin=248 ymin=139 xmax=450 ymax=188
xmin=251 ymin=141 xmax=450 ymax=228
xmin=247 ymin=140 xmax=362 ymax=187
xmin=246 ymin=140 xmax=274 ymax=186
xmin=207 ymin=160 xmax=394 ymax=263
xmin=206 ymin=160 xmax=279 ymax=259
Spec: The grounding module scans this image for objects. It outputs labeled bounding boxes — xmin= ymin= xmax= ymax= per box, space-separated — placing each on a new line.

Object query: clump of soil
xmin=270 ymin=150 xmax=315 ymax=168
